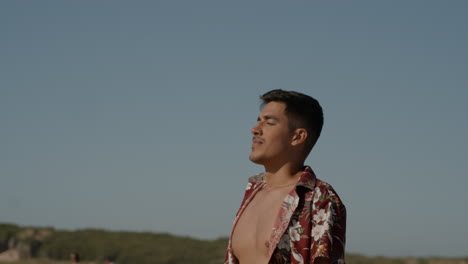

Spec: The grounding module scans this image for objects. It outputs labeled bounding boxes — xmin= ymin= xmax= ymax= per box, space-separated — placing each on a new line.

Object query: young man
xmin=225 ymin=90 xmax=346 ymax=264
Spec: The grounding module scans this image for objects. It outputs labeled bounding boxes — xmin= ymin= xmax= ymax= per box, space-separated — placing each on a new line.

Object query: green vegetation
xmin=346 ymin=255 xmax=405 ymax=264
xmin=39 ymin=230 xmax=227 ymax=264
xmin=0 ymin=223 xmax=225 ymax=264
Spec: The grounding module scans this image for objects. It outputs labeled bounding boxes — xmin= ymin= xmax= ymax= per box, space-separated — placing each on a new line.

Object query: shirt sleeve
xmin=310 ymin=189 xmax=346 ymax=264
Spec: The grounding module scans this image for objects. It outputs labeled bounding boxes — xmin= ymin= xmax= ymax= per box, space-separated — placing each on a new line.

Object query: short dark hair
xmin=260 ymin=89 xmax=323 ymax=156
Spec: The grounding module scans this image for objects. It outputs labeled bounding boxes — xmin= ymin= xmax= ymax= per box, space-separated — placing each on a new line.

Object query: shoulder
xmin=313 ymin=178 xmax=345 ymax=208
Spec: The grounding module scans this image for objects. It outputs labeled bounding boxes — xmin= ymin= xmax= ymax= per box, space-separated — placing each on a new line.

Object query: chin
xmin=249 ymin=155 xmax=265 ymax=165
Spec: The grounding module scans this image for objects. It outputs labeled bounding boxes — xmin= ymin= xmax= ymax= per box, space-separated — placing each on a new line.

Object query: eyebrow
xmin=257 ymin=115 xmax=279 ymax=121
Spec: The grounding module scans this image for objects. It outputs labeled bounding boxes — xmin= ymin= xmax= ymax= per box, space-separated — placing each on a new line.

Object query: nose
xmin=251 ymin=122 xmax=262 ymax=135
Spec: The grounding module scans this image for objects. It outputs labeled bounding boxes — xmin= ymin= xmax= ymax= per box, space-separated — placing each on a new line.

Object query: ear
xmin=291 ymin=128 xmax=307 ymax=146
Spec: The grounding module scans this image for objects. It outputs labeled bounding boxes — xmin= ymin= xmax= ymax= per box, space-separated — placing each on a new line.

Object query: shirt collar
xmin=295 ymin=165 xmax=317 ymax=190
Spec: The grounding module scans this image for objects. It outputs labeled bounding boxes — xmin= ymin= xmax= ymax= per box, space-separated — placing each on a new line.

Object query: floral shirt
xmin=225 ymin=166 xmax=346 ymax=264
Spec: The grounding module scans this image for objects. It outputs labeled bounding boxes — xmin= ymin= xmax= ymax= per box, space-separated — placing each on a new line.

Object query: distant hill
xmin=0 ymin=223 xmax=225 ymax=264
xmin=1 ymin=223 xmax=467 ymax=264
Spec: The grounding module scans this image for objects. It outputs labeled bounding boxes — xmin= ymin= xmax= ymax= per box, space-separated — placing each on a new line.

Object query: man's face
xmin=249 ymin=101 xmax=294 ymax=166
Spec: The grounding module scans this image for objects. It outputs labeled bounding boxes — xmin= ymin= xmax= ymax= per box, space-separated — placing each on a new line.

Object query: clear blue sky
xmin=1 ymin=0 xmax=467 ymax=258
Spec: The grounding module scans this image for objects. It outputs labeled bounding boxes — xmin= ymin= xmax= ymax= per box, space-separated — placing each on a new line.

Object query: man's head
xmin=249 ymin=89 xmax=323 ymax=166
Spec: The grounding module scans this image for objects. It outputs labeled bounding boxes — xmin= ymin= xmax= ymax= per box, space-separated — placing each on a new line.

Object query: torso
xmin=231 ymin=184 xmax=295 ymax=264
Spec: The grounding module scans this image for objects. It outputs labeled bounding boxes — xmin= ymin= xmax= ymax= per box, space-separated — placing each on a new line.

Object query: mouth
xmin=252 ymin=137 xmax=264 ymax=146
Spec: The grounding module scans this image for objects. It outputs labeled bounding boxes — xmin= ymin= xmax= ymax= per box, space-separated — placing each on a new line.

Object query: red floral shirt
xmin=225 ymin=166 xmax=346 ymax=264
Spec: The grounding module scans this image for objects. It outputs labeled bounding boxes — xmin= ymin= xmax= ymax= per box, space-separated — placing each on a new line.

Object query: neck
xmin=263 ymin=162 xmax=304 ymax=188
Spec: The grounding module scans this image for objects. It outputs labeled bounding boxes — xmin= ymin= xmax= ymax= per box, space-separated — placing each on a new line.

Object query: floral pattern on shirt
xmin=225 ymin=166 xmax=346 ymax=264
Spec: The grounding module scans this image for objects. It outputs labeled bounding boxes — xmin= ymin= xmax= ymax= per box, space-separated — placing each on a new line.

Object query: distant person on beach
xmin=225 ymin=90 xmax=346 ymax=264
xmin=104 ymin=257 xmax=115 ymax=264
xmin=70 ymin=252 xmax=80 ymax=264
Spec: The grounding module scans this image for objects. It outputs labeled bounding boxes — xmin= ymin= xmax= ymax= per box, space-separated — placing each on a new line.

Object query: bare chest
xmin=231 ymin=187 xmax=293 ymax=263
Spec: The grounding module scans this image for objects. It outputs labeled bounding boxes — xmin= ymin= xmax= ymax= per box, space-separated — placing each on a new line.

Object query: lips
xmin=252 ymin=137 xmax=264 ymax=146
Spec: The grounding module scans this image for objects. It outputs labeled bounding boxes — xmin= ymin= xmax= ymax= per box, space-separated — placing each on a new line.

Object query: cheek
xmin=272 ymin=129 xmax=293 ymax=142
xmin=269 ymin=132 xmax=292 ymax=148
